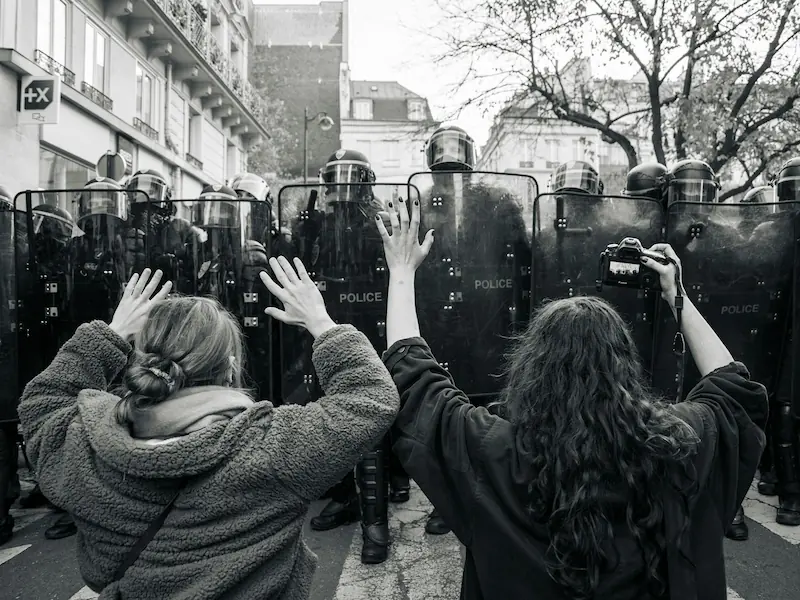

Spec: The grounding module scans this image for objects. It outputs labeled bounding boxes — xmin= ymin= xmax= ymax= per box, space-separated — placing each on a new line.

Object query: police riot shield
xmin=651 ymin=201 xmax=798 ymax=400
xmin=155 ymin=196 xmax=274 ymax=402
xmin=276 ymin=183 xmax=417 ymax=405
xmin=532 ymin=192 xmax=666 ymax=373
xmin=0 ymin=200 xmax=20 ymax=423
xmin=407 ymin=171 xmax=539 ymax=401
xmin=3 ymin=188 xmax=145 ymax=422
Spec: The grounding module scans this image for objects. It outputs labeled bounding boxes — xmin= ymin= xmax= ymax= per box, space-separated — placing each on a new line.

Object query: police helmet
xmin=32 ymin=204 xmax=81 ymax=245
xmin=321 ymin=149 xmax=376 ymax=203
xmin=551 ymin=161 xmax=604 ymax=195
xmin=775 ymin=157 xmax=800 ymax=203
xmin=77 ymin=178 xmax=127 ymax=222
xmin=665 ymin=159 xmax=720 ymax=205
xmin=622 ymin=163 xmax=667 ymax=203
xmin=426 ymin=125 xmax=476 ymax=172
xmin=0 ymin=185 xmax=11 ymax=209
xmin=199 ymin=184 xmax=240 ymax=227
xmin=230 ymin=173 xmax=272 ymax=205
xmin=127 ymin=169 xmax=171 ymax=206
xmin=741 ymin=185 xmax=775 ymax=204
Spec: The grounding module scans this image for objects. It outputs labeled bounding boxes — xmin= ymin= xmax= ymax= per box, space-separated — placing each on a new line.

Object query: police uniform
xmin=308 ymin=149 xmax=409 ymax=565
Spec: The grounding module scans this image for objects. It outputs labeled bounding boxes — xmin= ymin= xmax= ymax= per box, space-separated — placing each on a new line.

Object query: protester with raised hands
xmin=376 ymin=198 xmax=767 ymax=600
xmin=16 ymin=260 xmax=398 ymax=599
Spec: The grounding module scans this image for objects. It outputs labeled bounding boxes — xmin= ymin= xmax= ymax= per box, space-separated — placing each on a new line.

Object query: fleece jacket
xmin=17 ymin=320 xmax=399 ymax=599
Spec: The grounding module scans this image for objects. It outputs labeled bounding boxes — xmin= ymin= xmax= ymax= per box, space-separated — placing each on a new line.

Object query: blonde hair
xmin=115 ymin=295 xmax=246 ymax=425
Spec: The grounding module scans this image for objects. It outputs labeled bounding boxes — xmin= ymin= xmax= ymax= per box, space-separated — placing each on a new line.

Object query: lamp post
xmin=303 ymin=107 xmax=335 ymax=183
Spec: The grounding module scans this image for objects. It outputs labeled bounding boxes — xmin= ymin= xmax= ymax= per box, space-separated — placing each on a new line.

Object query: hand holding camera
xmin=598 ymin=238 xmax=683 ymax=306
xmin=640 ymin=243 xmax=684 ymax=306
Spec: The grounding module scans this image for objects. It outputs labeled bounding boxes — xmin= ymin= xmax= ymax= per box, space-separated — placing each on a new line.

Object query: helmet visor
xmin=427 ymin=131 xmax=474 ymax=169
xmin=553 ymin=168 xmax=601 ymax=195
xmin=232 ymin=176 xmax=269 ymax=203
xmin=33 ymin=211 xmax=84 ymax=240
xmin=201 ymin=199 xmax=241 ymax=227
xmin=776 ymin=176 xmax=800 ymax=203
xmin=128 ymin=174 xmax=168 ymax=204
xmin=667 ymin=179 xmax=718 ymax=204
xmin=77 ymin=190 xmax=128 ymax=221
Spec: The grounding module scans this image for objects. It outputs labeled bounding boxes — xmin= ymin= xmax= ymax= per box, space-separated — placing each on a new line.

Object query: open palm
xmin=376 ymin=197 xmax=434 ymax=273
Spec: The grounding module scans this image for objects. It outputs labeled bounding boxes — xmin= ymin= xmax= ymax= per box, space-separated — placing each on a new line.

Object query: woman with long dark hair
xmin=376 ymin=198 xmax=767 ymax=599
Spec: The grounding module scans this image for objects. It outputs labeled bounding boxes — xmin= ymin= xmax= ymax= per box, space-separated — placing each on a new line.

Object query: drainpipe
xmin=164 ymin=62 xmax=172 ymax=147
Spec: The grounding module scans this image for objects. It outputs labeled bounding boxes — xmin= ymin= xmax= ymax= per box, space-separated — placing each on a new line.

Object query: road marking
xmin=0 ymin=544 xmax=31 ymax=567
xmin=742 ymin=481 xmax=800 ymax=545
xmin=68 ymin=586 xmax=99 ymax=599
xmin=728 ymin=589 xmax=745 ymax=599
xmin=334 ymin=481 xmax=463 ymax=599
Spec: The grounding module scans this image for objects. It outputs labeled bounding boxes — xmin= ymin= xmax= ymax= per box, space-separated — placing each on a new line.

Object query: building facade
xmin=251 ymin=1 xmax=345 ymax=181
xmin=0 ymin=0 xmax=267 ymax=209
xmin=340 ymin=80 xmax=437 ymax=183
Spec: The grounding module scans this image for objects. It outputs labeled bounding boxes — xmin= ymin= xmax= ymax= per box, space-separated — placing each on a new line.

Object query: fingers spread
xmin=293 ymin=257 xmax=312 ymax=283
xmin=152 ymin=280 xmax=173 ymax=303
xmin=420 ymin=229 xmax=435 ymax=257
xmin=398 ymin=198 xmax=410 ymax=232
xmin=269 ymin=257 xmax=292 ymax=288
xmin=375 ymin=213 xmax=391 ymax=241
xmin=260 ymin=270 xmax=288 ymax=302
xmin=264 ymin=307 xmax=290 ymax=323
xmin=277 ymin=256 xmax=299 ymax=284
xmin=133 ymin=269 xmax=151 ymax=296
xmin=123 ymin=273 xmax=140 ymax=298
xmin=141 ymin=270 xmax=164 ymax=299
xmin=389 ymin=208 xmax=400 ymax=232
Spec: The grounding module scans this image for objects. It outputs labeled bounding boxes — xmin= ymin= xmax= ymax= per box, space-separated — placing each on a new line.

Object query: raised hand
xmin=375 ymin=197 xmax=434 ymax=275
xmin=109 ymin=269 xmax=173 ymax=342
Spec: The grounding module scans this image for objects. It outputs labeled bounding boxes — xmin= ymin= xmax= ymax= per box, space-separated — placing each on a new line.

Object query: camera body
xmin=597 ymin=237 xmax=669 ymax=291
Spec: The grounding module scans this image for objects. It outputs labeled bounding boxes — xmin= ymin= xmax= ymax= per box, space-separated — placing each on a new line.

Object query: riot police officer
xmin=308 ymin=149 xmax=407 ymax=564
xmin=665 ymin=159 xmax=720 ymax=204
xmin=622 ymin=162 xmax=668 ymax=205
xmin=768 ymin=157 xmax=800 ymax=526
xmin=737 ymin=185 xmax=775 ymax=238
xmin=552 ymin=160 xmax=605 ymax=195
xmin=426 ymin=125 xmax=477 ymax=172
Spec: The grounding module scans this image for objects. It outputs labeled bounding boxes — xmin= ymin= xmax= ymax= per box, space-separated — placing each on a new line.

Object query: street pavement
xmin=1 ymin=479 xmax=798 ymax=600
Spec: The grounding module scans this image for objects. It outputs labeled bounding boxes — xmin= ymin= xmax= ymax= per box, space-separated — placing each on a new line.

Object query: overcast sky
xmin=252 ymin=0 xmax=493 ymax=145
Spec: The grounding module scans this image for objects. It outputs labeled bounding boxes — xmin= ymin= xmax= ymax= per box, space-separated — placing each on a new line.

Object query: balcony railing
xmin=151 ymin=0 xmax=267 ymax=124
xmin=80 ymin=82 xmax=113 ymax=111
xmin=133 ymin=117 xmax=159 ymax=141
xmin=185 ymin=152 xmax=203 ymax=170
xmin=33 ymin=50 xmax=76 ymax=87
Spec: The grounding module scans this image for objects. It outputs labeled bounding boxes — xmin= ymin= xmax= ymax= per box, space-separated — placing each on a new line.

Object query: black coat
xmin=384 ymin=339 xmax=767 ymax=600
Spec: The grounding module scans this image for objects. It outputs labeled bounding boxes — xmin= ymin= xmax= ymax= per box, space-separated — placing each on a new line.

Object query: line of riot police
xmin=2 ymin=128 xmax=799 ymax=564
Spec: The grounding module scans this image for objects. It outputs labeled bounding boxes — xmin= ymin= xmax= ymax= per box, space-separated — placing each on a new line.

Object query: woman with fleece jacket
xmin=16 ymin=259 xmax=400 ymax=599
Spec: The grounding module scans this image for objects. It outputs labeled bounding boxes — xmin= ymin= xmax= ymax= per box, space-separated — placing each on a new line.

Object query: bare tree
xmin=429 ymin=0 xmax=800 ymax=199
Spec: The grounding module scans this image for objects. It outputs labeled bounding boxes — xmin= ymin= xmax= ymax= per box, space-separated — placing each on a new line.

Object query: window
xmin=546 ymin=139 xmax=561 ymax=163
xmin=572 ymin=139 xmax=584 ymax=161
xmin=353 ymin=99 xmax=373 ymax=120
xmin=188 ymin=111 xmax=203 ymax=158
xmin=383 ymin=140 xmax=400 ymax=168
xmin=356 ymin=140 xmax=372 ymax=158
xmin=37 ymin=0 xmax=68 ymax=66
xmin=38 ymin=147 xmax=93 ymax=214
xmin=84 ymin=21 xmax=107 ymax=91
xmin=136 ymin=64 xmax=154 ymax=125
xmin=407 ymin=100 xmax=426 ymax=121
xmin=523 ymin=138 xmax=537 ymax=163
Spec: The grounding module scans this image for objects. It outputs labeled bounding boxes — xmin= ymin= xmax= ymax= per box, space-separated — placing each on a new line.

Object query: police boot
xmin=758 ymin=469 xmax=779 ymax=496
xmin=357 ymin=446 xmax=390 ymax=564
xmin=425 ymin=508 xmax=451 ymax=535
xmin=310 ymin=473 xmax=360 ymax=531
xmin=777 ymin=496 xmax=800 ymax=527
xmin=390 ymin=473 xmax=410 ymax=503
xmin=45 ymin=511 xmax=76 ymax=540
xmin=725 ymin=505 xmax=748 ymax=541
xmin=18 ymin=484 xmax=49 ymax=509
xmin=0 ymin=514 xmax=13 ymax=546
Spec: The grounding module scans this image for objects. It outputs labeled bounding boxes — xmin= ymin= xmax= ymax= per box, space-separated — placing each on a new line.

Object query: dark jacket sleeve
xmin=17 ymin=320 xmax=131 ymax=481
xmin=668 ymin=362 xmax=768 ymax=527
xmin=261 ymin=325 xmax=400 ymax=501
xmin=383 ymin=337 xmax=499 ymax=547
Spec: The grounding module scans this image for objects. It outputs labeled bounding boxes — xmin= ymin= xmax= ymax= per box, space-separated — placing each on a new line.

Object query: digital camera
xmin=597 ymin=237 xmax=669 ymax=291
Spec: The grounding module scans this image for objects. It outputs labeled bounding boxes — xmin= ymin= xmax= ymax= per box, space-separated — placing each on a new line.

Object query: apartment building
xmin=340 ymin=80 xmax=437 ymax=183
xmin=0 ymin=0 xmax=268 ymax=209
xmin=251 ymin=1 xmax=345 ymax=180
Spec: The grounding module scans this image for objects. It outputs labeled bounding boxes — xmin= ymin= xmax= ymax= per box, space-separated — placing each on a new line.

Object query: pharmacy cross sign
xmin=22 ymin=80 xmax=54 ymax=110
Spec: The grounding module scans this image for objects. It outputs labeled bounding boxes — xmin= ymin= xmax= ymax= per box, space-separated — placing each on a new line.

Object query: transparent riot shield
xmin=4 ymin=188 xmax=145 ymax=421
xmin=407 ymin=171 xmax=539 ymax=401
xmin=651 ymin=201 xmax=798 ymax=400
xmin=532 ymin=192 xmax=666 ymax=373
xmin=276 ymin=183 xmax=416 ymax=405
xmin=0 ymin=201 xmax=19 ymax=423
xmin=155 ymin=197 xmax=274 ymax=402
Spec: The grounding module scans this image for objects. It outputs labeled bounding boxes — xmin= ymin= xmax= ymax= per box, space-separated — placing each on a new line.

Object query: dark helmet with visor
xmin=0 ymin=185 xmax=11 ymax=209
xmin=775 ymin=157 xmax=800 ymax=203
xmin=76 ymin=177 xmax=127 ymax=222
xmin=741 ymin=185 xmax=775 ymax=204
xmin=426 ymin=125 xmax=476 ymax=172
xmin=551 ymin=160 xmax=604 ymax=195
xmin=199 ymin=184 xmax=240 ymax=227
xmin=665 ymin=159 xmax=720 ymax=205
xmin=622 ymin=162 xmax=667 ymax=203
xmin=321 ymin=149 xmax=376 ymax=203
xmin=126 ymin=169 xmax=171 ymax=207
xmin=32 ymin=204 xmax=81 ymax=245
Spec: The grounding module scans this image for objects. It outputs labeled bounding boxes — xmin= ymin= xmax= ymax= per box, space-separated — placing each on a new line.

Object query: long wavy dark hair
xmin=494 ymin=296 xmax=699 ymax=599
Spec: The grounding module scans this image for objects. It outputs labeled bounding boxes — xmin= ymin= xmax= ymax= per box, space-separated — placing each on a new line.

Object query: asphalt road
xmin=1 ymin=481 xmax=798 ymax=600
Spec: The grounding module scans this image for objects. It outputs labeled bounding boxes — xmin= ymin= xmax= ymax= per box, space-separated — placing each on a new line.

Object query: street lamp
xmin=303 ymin=107 xmax=335 ymax=183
